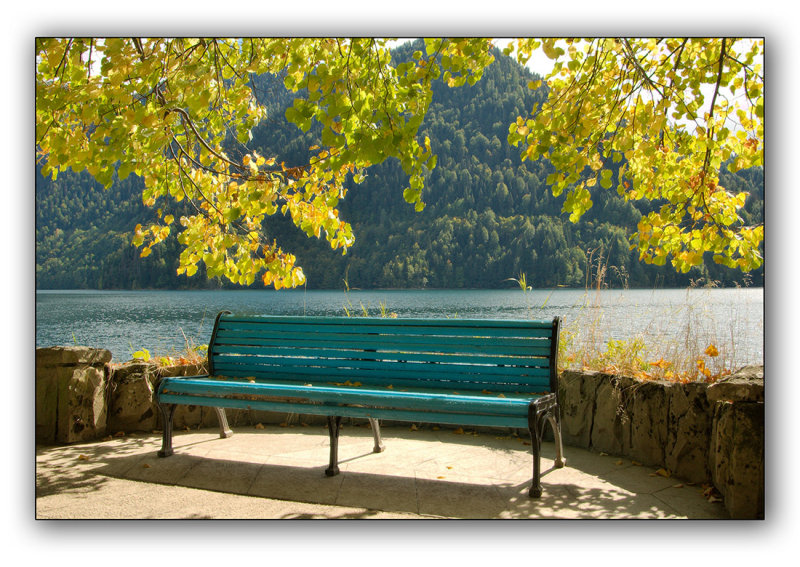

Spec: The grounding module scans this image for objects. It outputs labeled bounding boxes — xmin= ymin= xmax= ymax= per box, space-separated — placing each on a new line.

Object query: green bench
xmin=155 ymin=311 xmax=566 ymax=497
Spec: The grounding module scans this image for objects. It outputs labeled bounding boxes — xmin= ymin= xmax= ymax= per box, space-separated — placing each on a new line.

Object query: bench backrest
xmin=207 ymin=312 xmax=560 ymax=395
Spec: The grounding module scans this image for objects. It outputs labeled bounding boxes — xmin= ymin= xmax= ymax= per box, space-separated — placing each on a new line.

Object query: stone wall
xmin=34 ymin=347 xmax=764 ymax=518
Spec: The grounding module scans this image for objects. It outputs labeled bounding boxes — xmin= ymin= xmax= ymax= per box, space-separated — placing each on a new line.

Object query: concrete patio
xmin=35 ymin=422 xmax=729 ymax=519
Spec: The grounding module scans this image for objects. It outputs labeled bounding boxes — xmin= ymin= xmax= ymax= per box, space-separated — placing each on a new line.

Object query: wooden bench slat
xmin=212 ymin=328 xmax=554 ymax=355
xmin=209 ymin=357 xmax=552 ymax=384
xmin=160 ymin=377 xmax=535 ymax=410
xmin=157 ymin=390 xmax=532 ymax=429
xmin=206 ymin=366 xmax=553 ymax=393
xmin=216 ymin=319 xmax=556 ymax=339
xmin=209 ymin=343 xmax=552 ymax=368
xmin=219 ymin=314 xmax=555 ymax=329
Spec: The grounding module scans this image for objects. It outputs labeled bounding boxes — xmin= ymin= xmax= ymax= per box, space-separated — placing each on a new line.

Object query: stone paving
xmin=35 ymin=423 xmax=729 ymax=519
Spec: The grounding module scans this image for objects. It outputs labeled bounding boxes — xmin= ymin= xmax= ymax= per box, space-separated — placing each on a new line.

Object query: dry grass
xmin=557 ymin=253 xmax=747 ymax=383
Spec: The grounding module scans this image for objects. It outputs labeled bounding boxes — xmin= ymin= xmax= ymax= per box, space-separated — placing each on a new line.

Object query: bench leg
xmin=325 ymin=415 xmax=342 ymax=477
xmin=527 ymin=403 xmax=544 ymax=498
xmin=214 ymin=407 xmax=234 ymax=439
xmin=368 ymin=417 xmax=385 ymax=453
xmin=547 ymin=413 xmax=566 ymax=468
xmin=157 ymin=403 xmax=177 ymax=458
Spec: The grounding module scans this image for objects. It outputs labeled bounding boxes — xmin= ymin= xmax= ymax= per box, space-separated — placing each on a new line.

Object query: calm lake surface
xmin=35 ymin=288 xmax=764 ymax=368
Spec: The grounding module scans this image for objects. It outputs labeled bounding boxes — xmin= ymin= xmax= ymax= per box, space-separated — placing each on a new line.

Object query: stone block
xmin=590 ymin=374 xmax=634 ymax=456
xmin=107 ymin=362 xmax=159 ymax=434
xmin=36 ymin=346 xmax=112 ymax=368
xmin=707 ymin=365 xmax=764 ymax=403
xmin=665 ymin=382 xmax=712 ymax=483
xmin=628 ymin=380 xmax=669 ymax=467
xmin=558 ymin=370 xmax=601 ymax=449
xmin=36 ymin=347 xmax=109 ymax=444
xmin=712 ymin=400 xmax=765 ymax=519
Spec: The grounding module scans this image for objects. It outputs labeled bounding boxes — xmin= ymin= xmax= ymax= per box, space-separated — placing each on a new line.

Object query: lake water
xmin=35 ymin=288 xmax=764 ymax=368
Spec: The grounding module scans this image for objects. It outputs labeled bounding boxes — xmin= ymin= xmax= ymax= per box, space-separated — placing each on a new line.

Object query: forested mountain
xmin=35 ymin=42 xmax=764 ymax=290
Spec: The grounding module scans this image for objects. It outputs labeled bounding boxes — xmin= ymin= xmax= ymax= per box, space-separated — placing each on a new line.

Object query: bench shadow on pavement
xmin=39 ymin=427 xmax=719 ymax=519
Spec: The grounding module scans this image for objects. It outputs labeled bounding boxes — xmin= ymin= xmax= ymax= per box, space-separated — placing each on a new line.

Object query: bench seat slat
xmin=157 ymin=389 xmax=532 ymax=429
xmin=158 ymin=377 xmax=541 ymax=415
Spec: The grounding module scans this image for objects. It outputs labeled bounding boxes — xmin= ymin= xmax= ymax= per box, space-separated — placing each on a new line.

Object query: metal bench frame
xmin=156 ymin=311 xmax=566 ymax=497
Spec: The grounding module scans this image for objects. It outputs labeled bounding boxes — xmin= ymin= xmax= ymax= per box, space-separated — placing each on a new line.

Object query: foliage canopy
xmin=36 ymin=37 xmax=494 ymax=288
xmin=36 ymin=37 xmax=763 ymax=288
xmin=506 ymin=38 xmax=764 ymax=273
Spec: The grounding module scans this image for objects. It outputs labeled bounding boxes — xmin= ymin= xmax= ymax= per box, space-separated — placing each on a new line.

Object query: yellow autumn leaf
xmin=705 ymin=344 xmax=719 ymax=357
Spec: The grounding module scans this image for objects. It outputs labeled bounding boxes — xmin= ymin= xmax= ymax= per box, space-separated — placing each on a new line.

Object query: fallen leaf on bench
xmin=437 ymin=476 xmax=446 ymax=479
xmin=352 ymin=381 xmax=362 ymax=387
xmin=446 ymin=466 xmax=453 ymax=470
xmin=482 ymin=389 xmax=492 ymax=394
xmin=387 ymin=385 xmax=394 ymax=389
xmin=497 ymin=393 xmax=506 ymax=398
